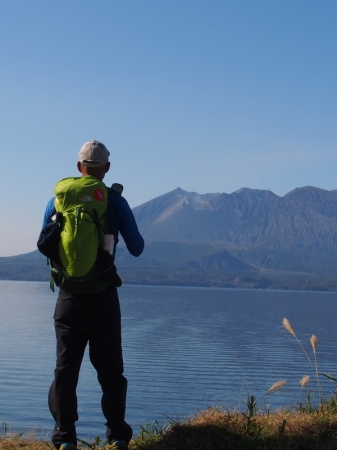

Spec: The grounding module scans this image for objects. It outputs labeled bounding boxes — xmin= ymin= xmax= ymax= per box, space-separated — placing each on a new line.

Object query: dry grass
xmin=0 ymin=437 xmax=53 ymax=449
xmin=2 ymin=403 xmax=337 ymax=449
xmin=129 ymin=406 xmax=337 ymax=450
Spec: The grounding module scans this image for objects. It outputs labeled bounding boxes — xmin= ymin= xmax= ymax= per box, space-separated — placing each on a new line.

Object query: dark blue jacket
xmin=42 ymin=191 xmax=144 ymax=257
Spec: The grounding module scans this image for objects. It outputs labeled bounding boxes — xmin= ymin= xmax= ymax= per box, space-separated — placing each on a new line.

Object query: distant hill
xmin=1 ymin=186 xmax=337 ymax=290
xmin=0 ymin=251 xmax=48 ymax=281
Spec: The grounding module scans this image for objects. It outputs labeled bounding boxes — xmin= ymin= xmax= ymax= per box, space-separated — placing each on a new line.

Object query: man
xmin=42 ymin=141 xmax=144 ymax=450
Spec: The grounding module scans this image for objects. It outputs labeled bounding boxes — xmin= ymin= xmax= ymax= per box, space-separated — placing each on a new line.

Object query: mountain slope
xmin=2 ymin=185 xmax=337 ymax=283
xmin=131 ymin=186 xmax=337 ymax=272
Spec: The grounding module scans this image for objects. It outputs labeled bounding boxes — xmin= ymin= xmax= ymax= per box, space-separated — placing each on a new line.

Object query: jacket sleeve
xmin=42 ymin=197 xmax=56 ymax=230
xmin=119 ymin=199 xmax=144 ymax=256
xmin=107 ymin=194 xmax=144 ymax=257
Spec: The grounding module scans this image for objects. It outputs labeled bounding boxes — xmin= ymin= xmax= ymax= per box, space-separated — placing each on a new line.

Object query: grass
xmin=2 ymin=317 xmax=337 ymax=449
xmin=3 ymin=404 xmax=337 ymax=450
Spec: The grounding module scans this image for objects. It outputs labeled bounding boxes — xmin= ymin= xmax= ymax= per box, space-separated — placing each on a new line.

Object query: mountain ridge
xmin=129 ymin=185 xmax=337 ymax=275
xmin=132 ymin=185 xmax=337 ymax=254
xmin=1 ymin=185 xmax=337 ymax=290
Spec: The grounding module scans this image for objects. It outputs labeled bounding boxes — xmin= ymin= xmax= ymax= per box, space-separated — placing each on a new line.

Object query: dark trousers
xmin=48 ymin=285 xmax=132 ymax=448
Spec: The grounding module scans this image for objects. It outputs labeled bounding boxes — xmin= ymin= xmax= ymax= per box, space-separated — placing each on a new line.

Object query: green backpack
xmin=50 ymin=176 xmax=120 ymax=294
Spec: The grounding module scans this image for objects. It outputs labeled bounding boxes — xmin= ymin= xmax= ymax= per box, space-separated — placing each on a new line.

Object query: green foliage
xmin=278 ymin=419 xmax=287 ymax=436
xmin=139 ymin=421 xmax=163 ymax=443
xmin=78 ymin=435 xmax=105 ymax=449
xmin=135 ymin=418 xmax=176 ymax=446
xmin=297 ymin=391 xmax=317 ymax=414
xmin=241 ymin=395 xmax=262 ymax=437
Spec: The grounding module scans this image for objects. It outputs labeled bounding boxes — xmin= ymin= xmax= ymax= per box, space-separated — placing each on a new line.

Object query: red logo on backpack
xmin=93 ymin=188 xmax=105 ymax=201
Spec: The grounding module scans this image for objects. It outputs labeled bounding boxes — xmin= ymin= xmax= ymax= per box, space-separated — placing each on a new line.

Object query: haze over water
xmin=1 ymin=281 xmax=337 ymax=440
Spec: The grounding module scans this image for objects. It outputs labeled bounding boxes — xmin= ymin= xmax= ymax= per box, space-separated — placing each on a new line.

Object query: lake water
xmin=1 ymin=281 xmax=337 ymax=442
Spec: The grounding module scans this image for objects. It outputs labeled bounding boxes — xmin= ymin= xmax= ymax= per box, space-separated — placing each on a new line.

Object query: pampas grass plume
xmin=282 ymin=318 xmax=296 ymax=337
xmin=310 ymin=334 xmax=318 ymax=354
xmin=299 ymin=375 xmax=310 ymax=387
xmin=267 ymin=380 xmax=287 ymax=394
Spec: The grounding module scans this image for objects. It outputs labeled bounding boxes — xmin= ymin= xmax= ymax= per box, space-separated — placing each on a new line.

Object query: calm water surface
xmin=1 ymin=281 xmax=337 ymax=440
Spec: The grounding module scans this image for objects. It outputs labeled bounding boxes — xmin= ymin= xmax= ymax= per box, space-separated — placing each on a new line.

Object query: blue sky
xmin=1 ymin=0 xmax=337 ymax=256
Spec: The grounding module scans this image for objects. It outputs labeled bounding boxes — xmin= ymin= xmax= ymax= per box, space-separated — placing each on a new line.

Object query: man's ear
xmin=77 ymin=161 xmax=83 ymax=173
xmin=104 ymin=162 xmax=110 ymax=173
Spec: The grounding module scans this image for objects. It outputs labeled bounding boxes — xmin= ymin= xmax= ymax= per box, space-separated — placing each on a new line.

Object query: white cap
xmin=78 ymin=140 xmax=110 ymax=167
